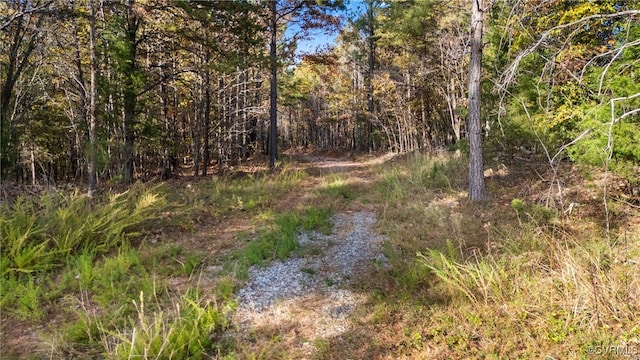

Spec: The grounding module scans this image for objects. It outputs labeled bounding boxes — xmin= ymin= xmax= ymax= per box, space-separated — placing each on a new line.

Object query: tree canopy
xmin=1 ymin=0 xmax=639 ymax=198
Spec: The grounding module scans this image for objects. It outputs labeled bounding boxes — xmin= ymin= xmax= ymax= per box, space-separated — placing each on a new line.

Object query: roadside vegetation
xmin=1 ymin=151 xmax=639 ymax=359
xmin=0 ymin=164 xmax=332 ymax=359
xmin=362 ymin=153 xmax=640 ymax=358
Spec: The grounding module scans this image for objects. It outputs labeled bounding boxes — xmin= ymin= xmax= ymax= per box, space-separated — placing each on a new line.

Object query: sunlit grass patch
xmin=171 ymin=165 xmax=308 ymax=219
xmin=230 ymin=206 xmax=333 ymax=276
xmin=317 ymin=174 xmax=356 ymax=200
xmin=350 ymin=151 xmax=640 ymax=358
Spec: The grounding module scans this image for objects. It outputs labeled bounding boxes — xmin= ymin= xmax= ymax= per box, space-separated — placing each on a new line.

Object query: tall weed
xmin=418 ymin=250 xmax=510 ymax=306
xmin=1 ymin=198 xmax=51 ymax=275
xmin=100 ymin=290 xmax=234 ymax=359
xmin=1 ymin=187 xmax=164 ymax=278
xmin=1 ymin=186 xmax=165 ymax=326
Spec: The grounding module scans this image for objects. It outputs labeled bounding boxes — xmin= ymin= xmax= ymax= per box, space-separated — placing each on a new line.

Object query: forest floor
xmin=230 ymin=151 xmax=394 ymax=358
xmin=171 ymin=150 xmax=640 ymax=359
xmin=173 ymin=151 xmax=398 ymax=357
xmin=2 ymin=148 xmax=640 ymax=359
xmin=1 ymin=150 xmax=397 ymax=359
xmin=153 ymin=150 xmax=640 ymax=358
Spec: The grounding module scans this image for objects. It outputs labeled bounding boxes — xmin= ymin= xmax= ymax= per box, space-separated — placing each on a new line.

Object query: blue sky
xmin=294 ymin=27 xmax=340 ymax=54
xmin=288 ymin=0 xmax=366 ymax=56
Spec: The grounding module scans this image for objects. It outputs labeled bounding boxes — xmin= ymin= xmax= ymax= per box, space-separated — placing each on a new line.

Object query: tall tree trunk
xmin=123 ymin=84 xmax=135 ymax=183
xmin=71 ymin=20 xmax=88 ymax=182
xmin=202 ymin=48 xmax=211 ymax=176
xmin=468 ymin=0 xmax=486 ymax=202
xmin=366 ymin=0 xmax=375 ymax=153
xmin=268 ymin=0 xmax=278 ymax=170
xmin=193 ymin=84 xmax=201 ymax=176
xmin=88 ymin=0 xmax=98 ymax=198
xmin=123 ymin=0 xmax=140 ymax=184
xmin=160 ymin=81 xmax=169 ymax=179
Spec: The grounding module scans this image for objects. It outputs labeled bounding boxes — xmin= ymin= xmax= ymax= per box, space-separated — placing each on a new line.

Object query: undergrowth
xmin=2 ymin=153 xmax=638 ymax=359
xmin=366 ymin=152 xmax=640 ymax=358
xmin=0 ymin=164 xmax=334 ymax=359
xmin=0 ymin=185 xmax=164 ymax=322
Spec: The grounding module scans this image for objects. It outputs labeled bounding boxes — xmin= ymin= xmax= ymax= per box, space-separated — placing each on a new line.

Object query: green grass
xmin=99 ymin=289 xmax=235 ymax=360
xmin=0 ymin=165 xmax=332 ymax=358
xmin=317 ymin=174 xmax=356 ymax=200
xmin=2 ymin=152 xmax=639 ymax=359
xmin=358 ymin=152 xmax=640 ymax=358
xmin=0 ymin=186 xmax=164 ymax=278
xmin=0 ymin=186 xmax=165 ymax=324
xmin=232 ymin=207 xmax=333 ymax=275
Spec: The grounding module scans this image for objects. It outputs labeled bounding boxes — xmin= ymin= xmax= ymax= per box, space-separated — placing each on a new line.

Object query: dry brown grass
xmin=325 ymin=152 xmax=640 ymax=359
xmin=2 ymin=150 xmax=638 ymax=359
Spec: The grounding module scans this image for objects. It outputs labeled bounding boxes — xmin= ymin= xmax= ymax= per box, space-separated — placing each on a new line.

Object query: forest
xmin=1 ymin=0 xmax=640 ymax=189
xmin=1 ymin=0 xmax=640 ymax=359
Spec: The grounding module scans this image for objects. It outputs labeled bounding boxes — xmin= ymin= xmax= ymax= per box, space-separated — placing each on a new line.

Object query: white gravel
xmin=234 ymin=211 xmax=386 ymax=352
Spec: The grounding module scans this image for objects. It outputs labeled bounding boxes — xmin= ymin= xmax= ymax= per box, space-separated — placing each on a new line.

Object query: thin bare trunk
xmin=268 ymin=0 xmax=278 ymax=170
xmin=468 ymin=0 xmax=486 ymax=201
xmin=88 ymin=0 xmax=98 ymax=198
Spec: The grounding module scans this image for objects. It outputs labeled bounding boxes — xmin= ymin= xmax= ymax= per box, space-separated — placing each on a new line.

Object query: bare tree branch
xmin=0 ymin=1 xmax=53 ymax=31
xmin=498 ymin=9 xmax=640 ymax=91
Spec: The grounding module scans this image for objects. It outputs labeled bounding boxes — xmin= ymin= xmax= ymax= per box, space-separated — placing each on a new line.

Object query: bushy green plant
xmin=106 ymin=290 xmax=235 ymax=360
xmin=420 ymin=162 xmax=452 ymax=190
xmin=181 ymin=253 xmax=206 ymax=276
xmin=512 ymin=198 xmax=557 ymax=225
xmin=1 ymin=186 xmax=166 ymax=332
xmin=0 ymin=198 xmax=52 ymax=276
xmin=1 ymin=187 xmax=164 ymax=280
xmin=0 ymin=276 xmax=45 ymax=321
xmin=299 ymin=207 xmax=333 ymax=234
xmin=92 ymin=244 xmax=156 ymax=310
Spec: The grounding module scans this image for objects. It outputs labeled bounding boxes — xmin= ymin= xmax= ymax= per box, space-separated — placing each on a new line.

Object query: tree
xmin=361 ymin=0 xmax=380 ymax=152
xmin=87 ymin=0 xmax=98 ymax=197
xmin=0 ymin=0 xmax=49 ymax=178
xmin=264 ymin=0 xmax=343 ymax=170
xmin=467 ymin=0 xmax=485 ymax=202
xmin=491 ymin=0 xmax=640 ymax=212
xmin=268 ymin=0 xmax=278 ymax=170
xmin=120 ymin=0 xmax=143 ymax=184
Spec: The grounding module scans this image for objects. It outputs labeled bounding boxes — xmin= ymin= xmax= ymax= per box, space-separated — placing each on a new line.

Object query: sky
xmin=294 ymin=27 xmax=340 ymax=55
xmin=287 ymin=0 xmax=366 ymax=56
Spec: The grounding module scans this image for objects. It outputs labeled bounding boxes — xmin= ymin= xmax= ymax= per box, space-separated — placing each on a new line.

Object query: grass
xmin=317 ymin=174 xmax=356 ymax=200
xmin=172 ymin=164 xmax=307 ymax=218
xmin=0 ymin=161 xmax=333 ymax=359
xmin=0 ymin=186 xmax=165 ymax=323
xmin=359 ymin=152 xmax=640 ymax=358
xmin=230 ymin=206 xmax=333 ymax=277
xmin=96 ymin=289 xmax=235 ymax=360
xmin=2 ymin=152 xmax=639 ymax=359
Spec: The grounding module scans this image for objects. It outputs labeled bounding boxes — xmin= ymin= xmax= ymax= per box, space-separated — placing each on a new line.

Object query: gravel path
xmin=234 ymin=211 xmax=386 ymax=355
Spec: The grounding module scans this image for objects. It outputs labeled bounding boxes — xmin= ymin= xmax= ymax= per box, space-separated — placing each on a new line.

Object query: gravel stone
xmin=234 ymin=211 xmax=385 ymax=352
